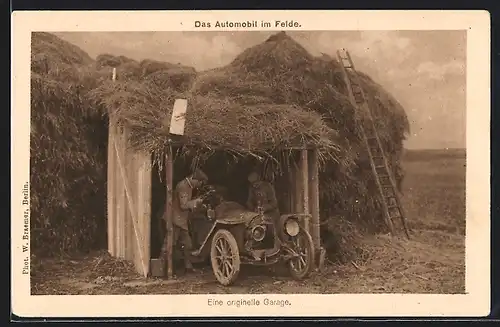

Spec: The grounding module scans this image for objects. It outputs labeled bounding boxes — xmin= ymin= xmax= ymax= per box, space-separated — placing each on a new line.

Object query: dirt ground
xmin=30 ymin=149 xmax=466 ymax=295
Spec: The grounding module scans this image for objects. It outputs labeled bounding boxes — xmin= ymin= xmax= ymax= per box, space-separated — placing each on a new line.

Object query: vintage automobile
xmin=185 ymin=185 xmax=315 ymax=286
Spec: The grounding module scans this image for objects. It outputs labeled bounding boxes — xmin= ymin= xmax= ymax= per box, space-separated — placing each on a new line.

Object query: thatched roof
xmin=94 ymin=80 xmax=338 ymax=160
xmin=91 ymin=31 xmax=410 ymax=166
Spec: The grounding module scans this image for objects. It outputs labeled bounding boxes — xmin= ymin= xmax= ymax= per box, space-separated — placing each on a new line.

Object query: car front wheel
xmin=287 ymin=227 xmax=315 ymax=280
xmin=210 ymin=229 xmax=241 ymax=286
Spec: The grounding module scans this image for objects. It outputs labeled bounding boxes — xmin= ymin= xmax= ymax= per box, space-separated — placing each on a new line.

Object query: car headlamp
xmin=251 ymin=225 xmax=266 ymax=242
xmin=285 ymin=219 xmax=300 ymax=237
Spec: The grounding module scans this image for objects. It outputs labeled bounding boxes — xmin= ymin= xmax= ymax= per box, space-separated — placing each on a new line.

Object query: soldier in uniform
xmin=160 ymin=169 xmax=209 ymax=273
xmin=246 ymin=172 xmax=280 ymax=225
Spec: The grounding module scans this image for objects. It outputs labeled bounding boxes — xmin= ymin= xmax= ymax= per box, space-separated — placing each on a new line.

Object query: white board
xmin=169 ymin=99 xmax=188 ymax=136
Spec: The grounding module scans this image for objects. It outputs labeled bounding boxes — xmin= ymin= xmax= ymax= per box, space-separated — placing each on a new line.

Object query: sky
xmin=55 ymin=30 xmax=466 ymax=150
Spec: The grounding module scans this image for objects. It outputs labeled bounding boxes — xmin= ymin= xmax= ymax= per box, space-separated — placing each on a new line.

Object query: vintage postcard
xmin=11 ymin=10 xmax=490 ymax=318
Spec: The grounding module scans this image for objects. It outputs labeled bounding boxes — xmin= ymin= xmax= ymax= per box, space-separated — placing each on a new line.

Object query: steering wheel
xmin=199 ymin=185 xmax=218 ymax=205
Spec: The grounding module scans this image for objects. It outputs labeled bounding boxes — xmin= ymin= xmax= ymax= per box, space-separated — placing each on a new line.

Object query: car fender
xmin=191 ymin=221 xmax=245 ymax=257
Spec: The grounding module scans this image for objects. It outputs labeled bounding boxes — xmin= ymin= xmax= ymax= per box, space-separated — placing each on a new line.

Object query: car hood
xmin=214 ymin=201 xmax=260 ymax=225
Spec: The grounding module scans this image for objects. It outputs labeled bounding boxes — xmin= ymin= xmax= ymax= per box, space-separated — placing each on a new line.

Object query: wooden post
xmin=308 ymin=149 xmax=321 ymax=250
xmin=287 ymin=168 xmax=294 ymax=214
xmin=165 ymin=142 xmax=174 ymax=279
xmin=136 ymin=153 xmax=152 ymax=277
xmin=308 ymin=149 xmax=325 ymax=269
xmin=115 ymin=131 xmax=126 ymax=258
xmin=107 ymin=68 xmax=117 ymax=256
xmin=300 ymin=149 xmax=310 ymax=232
xmin=107 ymin=118 xmax=116 ymax=256
xmin=125 ymin=143 xmax=135 ymax=261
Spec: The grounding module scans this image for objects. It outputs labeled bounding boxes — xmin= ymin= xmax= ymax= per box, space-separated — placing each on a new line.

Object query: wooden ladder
xmin=336 ymin=48 xmax=410 ymax=239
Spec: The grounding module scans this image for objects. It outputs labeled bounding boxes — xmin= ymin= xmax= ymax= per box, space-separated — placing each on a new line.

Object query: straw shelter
xmin=30 ymin=31 xmax=410 ymax=275
xmin=93 ymin=71 xmax=338 ymax=276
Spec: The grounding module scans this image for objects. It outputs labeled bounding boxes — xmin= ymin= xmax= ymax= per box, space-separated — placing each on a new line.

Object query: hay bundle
xmin=96 ymin=53 xmax=123 ymax=68
xmin=30 ymin=33 xmax=108 ymax=256
xmin=96 ymin=55 xmax=197 ymax=90
xmin=140 ymin=59 xmax=196 ymax=77
xmin=144 ymin=68 xmax=197 ymax=93
xmin=96 ymin=54 xmax=143 ymax=82
xmin=31 ymin=32 xmax=94 ymax=75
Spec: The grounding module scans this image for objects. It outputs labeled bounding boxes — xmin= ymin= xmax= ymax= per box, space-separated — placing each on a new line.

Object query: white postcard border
xmin=11 ymin=10 xmax=491 ymax=317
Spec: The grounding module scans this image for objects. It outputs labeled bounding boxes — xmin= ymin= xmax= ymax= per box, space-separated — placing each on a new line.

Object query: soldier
xmin=246 ymin=171 xmax=280 ymax=225
xmin=161 ymin=168 xmax=208 ymax=273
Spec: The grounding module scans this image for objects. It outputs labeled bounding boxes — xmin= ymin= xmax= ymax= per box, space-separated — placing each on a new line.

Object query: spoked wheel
xmin=210 ymin=229 xmax=241 ymax=286
xmin=287 ymin=227 xmax=315 ymax=280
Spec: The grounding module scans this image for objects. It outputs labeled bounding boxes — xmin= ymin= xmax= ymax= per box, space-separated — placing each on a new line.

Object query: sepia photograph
xmin=11 ymin=11 xmax=490 ymax=317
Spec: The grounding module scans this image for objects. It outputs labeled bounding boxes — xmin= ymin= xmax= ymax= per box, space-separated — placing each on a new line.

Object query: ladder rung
xmin=386 ymin=199 xmax=398 ymax=206
xmin=390 ymin=213 xmax=401 ymax=220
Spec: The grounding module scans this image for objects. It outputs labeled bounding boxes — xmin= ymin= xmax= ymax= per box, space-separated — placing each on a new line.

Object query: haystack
xmin=188 ymin=32 xmax=410 ymax=261
xmin=30 ymin=32 xmax=111 ymax=256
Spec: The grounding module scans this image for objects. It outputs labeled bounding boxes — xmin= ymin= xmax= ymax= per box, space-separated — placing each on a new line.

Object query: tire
xmin=287 ymin=227 xmax=315 ymax=280
xmin=210 ymin=229 xmax=241 ymax=286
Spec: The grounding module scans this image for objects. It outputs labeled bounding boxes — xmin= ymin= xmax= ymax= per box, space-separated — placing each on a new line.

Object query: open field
xmin=30 ymin=148 xmax=466 ymax=294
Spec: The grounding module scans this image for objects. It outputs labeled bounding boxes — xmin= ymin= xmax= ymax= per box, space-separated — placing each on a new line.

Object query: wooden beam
xmin=300 ymin=149 xmax=310 ymax=233
xmin=125 ymin=143 xmax=135 ymax=261
xmin=108 ymin=69 xmax=117 ymax=256
xmin=308 ymin=149 xmax=321 ymax=251
xmin=293 ymin=164 xmax=302 ymax=214
xmin=136 ymin=153 xmax=152 ymax=277
xmin=287 ymin=168 xmax=294 ymax=214
xmin=165 ymin=143 xmax=174 ymax=279
xmin=115 ymin=131 xmax=126 ymax=258
xmin=107 ymin=118 xmax=116 ymax=256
